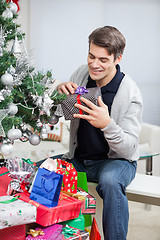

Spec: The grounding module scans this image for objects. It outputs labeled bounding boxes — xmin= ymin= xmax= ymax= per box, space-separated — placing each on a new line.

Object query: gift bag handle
xmin=41 ymin=171 xmax=58 ymax=193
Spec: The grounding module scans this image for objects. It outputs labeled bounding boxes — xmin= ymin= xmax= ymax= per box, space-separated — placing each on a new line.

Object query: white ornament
xmin=0 ymin=46 xmax=3 ymax=57
xmin=7 ymin=128 xmax=22 ymax=141
xmin=8 ymin=0 xmax=18 ymax=14
xmin=8 ymin=103 xmax=18 ymax=115
xmin=1 ymin=72 xmax=13 ymax=86
xmin=11 ymin=36 xmax=21 ymax=56
xmin=40 ymin=124 xmax=48 ymax=139
xmin=8 ymin=65 xmax=16 ymax=75
xmin=29 ymin=134 xmax=41 ymax=146
xmin=1 ymin=143 xmax=13 ymax=156
xmin=2 ymin=8 xmax=13 ymax=19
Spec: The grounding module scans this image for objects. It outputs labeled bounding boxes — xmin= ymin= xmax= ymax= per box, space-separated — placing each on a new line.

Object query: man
xmin=42 ymin=26 xmax=143 ymax=240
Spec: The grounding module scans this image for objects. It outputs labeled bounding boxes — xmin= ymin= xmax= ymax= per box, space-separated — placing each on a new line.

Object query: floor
xmin=128 ymin=202 xmax=160 ymax=240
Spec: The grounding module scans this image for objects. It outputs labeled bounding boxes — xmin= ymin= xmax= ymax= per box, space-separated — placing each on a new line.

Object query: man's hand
xmin=57 ymin=81 xmax=78 ymax=95
xmin=73 ymin=96 xmax=111 ymax=129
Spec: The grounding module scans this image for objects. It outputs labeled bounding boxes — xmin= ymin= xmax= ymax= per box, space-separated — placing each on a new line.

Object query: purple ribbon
xmin=75 ymin=86 xmax=89 ymax=95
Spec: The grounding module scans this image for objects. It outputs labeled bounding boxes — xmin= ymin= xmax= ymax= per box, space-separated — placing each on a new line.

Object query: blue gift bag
xmin=30 ymin=168 xmax=63 ymax=208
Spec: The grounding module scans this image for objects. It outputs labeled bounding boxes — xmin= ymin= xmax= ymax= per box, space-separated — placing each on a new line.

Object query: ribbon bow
xmin=62 ymin=225 xmax=79 ymax=239
xmin=75 ymin=86 xmax=89 ymax=95
xmin=22 ymin=158 xmax=36 ymax=167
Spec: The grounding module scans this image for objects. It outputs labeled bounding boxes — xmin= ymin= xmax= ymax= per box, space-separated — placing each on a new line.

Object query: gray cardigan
xmin=62 ymin=64 xmax=143 ymax=161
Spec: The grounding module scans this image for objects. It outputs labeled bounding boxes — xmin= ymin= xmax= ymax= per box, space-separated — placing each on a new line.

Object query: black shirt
xmin=74 ymin=64 xmax=124 ymax=160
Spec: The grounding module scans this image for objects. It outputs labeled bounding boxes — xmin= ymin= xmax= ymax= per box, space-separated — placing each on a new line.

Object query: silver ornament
xmin=40 ymin=124 xmax=48 ymax=139
xmin=8 ymin=103 xmax=18 ymax=115
xmin=1 ymin=72 xmax=13 ymax=87
xmin=0 ymin=46 xmax=3 ymax=57
xmin=11 ymin=36 xmax=21 ymax=56
xmin=48 ymin=114 xmax=59 ymax=125
xmin=2 ymin=8 xmax=13 ymax=19
xmin=8 ymin=65 xmax=16 ymax=75
xmin=8 ymin=0 xmax=18 ymax=14
xmin=0 ymin=109 xmax=10 ymax=137
xmin=7 ymin=128 xmax=22 ymax=141
xmin=0 ymin=143 xmax=13 ymax=156
xmin=29 ymin=134 xmax=41 ymax=146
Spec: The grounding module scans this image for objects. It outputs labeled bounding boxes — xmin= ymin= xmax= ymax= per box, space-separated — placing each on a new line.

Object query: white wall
xmin=18 ymin=0 xmax=160 ymax=125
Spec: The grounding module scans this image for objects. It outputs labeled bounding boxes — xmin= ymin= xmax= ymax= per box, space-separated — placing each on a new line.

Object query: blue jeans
xmin=36 ymin=156 xmax=137 ymax=240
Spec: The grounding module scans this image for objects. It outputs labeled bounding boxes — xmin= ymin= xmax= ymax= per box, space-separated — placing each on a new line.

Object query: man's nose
xmin=91 ymin=59 xmax=99 ymax=68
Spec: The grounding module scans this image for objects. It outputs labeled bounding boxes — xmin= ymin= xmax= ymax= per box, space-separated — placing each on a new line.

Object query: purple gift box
xmin=61 ymin=87 xmax=101 ymax=120
xmin=26 ymin=224 xmax=63 ymax=240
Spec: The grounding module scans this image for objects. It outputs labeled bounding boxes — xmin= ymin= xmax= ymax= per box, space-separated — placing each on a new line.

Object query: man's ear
xmin=115 ymin=54 xmax=122 ymax=65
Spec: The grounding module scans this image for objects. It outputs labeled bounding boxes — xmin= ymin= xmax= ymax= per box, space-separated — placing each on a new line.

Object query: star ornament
xmin=0 ymin=109 xmax=10 ymax=137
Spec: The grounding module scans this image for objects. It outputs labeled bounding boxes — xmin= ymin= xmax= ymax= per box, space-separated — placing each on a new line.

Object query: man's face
xmin=87 ymin=42 xmax=121 ymax=87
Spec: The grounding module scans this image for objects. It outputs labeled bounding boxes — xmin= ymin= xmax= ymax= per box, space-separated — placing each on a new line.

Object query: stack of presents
xmin=0 ymin=157 xmax=101 ymax=240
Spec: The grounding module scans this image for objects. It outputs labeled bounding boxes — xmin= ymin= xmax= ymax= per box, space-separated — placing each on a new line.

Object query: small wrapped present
xmin=7 ymin=157 xmax=37 ymax=195
xmin=56 ymin=159 xmax=77 ymax=194
xmin=61 ymin=224 xmax=89 ymax=240
xmin=17 ymin=192 xmax=82 ymax=227
xmin=30 ymin=168 xmax=63 ymax=208
xmin=61 ymin=87 xmax=101 ymax=120
xmin=0 ymin=167 xmax=12 ymax=196
xmin=0 ymin=224 xmax=26 ymax=240
xmin=77 ymin=188 xmax=96 ymax=215
xmin=26 ymin=224 xmax=63 ymax=240
xmin=62 ymin=188 xmax=96 ymax=215
xmin=0 ymin=196 xmax=36 ymax=229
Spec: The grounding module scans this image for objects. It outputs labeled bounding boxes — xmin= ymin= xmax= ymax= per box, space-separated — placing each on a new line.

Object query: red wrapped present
xmin=0 ymin=224 xmax=25 ymax=240
xmin=0 ymin=167 xmax=12 ymax=196
xmin=56 ymin=159 xmax=77 ymax=194
xmin=16 ymin=192 xmax=82 ymax=227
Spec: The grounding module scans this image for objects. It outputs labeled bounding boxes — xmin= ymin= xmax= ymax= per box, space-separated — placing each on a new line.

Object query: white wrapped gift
xmin=0 ymin=196 xmax=36 ymax=229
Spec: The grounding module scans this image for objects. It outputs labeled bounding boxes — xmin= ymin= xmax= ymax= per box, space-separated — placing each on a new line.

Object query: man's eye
xmin=101 ymin=59 xmax=107 ymax=63
xmin=89 ymin=55 xmax=94 ymax=59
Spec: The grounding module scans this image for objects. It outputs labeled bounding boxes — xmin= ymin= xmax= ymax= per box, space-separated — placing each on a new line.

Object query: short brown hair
xmin=89 ymin=26 xmax=126 ymax=61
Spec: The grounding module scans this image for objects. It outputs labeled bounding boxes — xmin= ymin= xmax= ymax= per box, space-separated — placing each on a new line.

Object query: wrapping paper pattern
xmin=0 ymin=167 xmax=11 ymax=196
xmin=26 ymin=224 xmax=63 ymax=240
xmin=0 ymin=196 xmax=36 ymax=229
xmin=77 ymin=188 xmax=96 ymax=215
xmin=56 ymin=159 xmax=77 ymax=193
xmin=17 ymin=192 xmax=82 ymax=227
xmin=61 ymin=87 xmax=101 ymax=120
xmin=0 ymin=224 xmax=26 ymax=240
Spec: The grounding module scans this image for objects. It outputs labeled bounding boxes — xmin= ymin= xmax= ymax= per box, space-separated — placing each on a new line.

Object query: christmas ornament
xmin=1 ymin=71 xmax=14 ymax=87
xmin=36 ymin=119 xmax=42 ymax=128
xmin=2 ymin=8 xmax=13 ymax=19
xmin=29 ymin=134 xmax=41 ymax=146
xmin=7 ymin=128 xmax=22 ymax=141
xmin=48 ymin=114 xmax=59 ymax=125
xmin=11 ymin=35 xmax=21 ymax=56
xmin=8 ymin=103 xmax=18 ymax=115
xmin=40 ymin=124 xmax=48 ymax=139
xmin=8 ymin=0 xmax=18 ymax=14
xmin=0 ymin=142 xmax=13 ymax=156
xmin=0 ymin=109 xmax=10 ymax=137
xmin=8 ymin=65 xmax=16 ymax=75
xmin=0 ymin=46 xmax=3 ymax=56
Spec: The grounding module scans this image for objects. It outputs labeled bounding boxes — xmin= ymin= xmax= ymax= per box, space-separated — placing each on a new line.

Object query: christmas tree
xmin=0 ymin=0 xmax=66 ymax=156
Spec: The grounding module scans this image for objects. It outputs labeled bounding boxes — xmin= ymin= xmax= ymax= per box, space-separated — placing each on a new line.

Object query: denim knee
xmin=96 ymin=173 xmax=119 ymax=199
